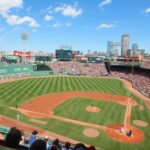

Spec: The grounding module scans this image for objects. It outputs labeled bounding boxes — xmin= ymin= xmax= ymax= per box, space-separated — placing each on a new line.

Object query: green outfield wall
xmin=0 ymin=64 xmax=34 ymax=75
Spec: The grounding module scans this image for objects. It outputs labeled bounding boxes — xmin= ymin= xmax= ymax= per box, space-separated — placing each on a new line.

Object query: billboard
xmin=13 ymin=51 xmax=31 ymax=58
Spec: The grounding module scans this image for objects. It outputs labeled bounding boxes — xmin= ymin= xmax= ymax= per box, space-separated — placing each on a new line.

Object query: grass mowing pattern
xmin=0 ymin=77 xmax=128 ymax=107
xmin=0 ymin=77 xmax=150 ymax=150
xmin=54 ymin=97 xmax=126 ymax=126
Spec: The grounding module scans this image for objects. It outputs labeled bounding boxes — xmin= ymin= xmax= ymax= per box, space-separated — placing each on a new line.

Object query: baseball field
xmin=0 ymin=76 xmax=150 ymax=150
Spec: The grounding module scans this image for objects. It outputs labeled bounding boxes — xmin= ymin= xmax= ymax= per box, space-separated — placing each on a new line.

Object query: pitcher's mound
xmin=83 ymin=128 xmax=99 ymax=137
xmin=86 ymin=106 xmax=100 ymax=113
xmin=133 ymin=120 xmax=148 ymax=127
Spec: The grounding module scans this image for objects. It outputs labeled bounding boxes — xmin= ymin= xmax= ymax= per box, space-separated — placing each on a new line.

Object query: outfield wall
xmin=0 ymin=64 xmax=33 ymax=75
xmin=0 ymin=64 xmax=54 ymax=80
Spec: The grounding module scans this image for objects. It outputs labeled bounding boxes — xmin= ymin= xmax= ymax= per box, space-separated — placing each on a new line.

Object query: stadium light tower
xmin=21 ymin=32 xmax=28 ymax=64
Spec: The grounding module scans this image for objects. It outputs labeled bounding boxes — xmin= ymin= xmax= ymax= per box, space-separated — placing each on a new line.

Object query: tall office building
xmin=132 ymin=43 xmax=138 ymax=56
xmin=132 ymin=43 xmax=138 ymax=51
xmin=121 ymin=34 xmax=130 ymax=56
xmin=107 ymin=41 xmax=121 ymax=57
xmin=107 ymin=41 xmax=113 ymax=57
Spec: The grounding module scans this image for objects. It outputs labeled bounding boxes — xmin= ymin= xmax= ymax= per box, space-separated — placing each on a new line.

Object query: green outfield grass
xmin=54 ymin=97 xmax=126 ymax=126
xmin=0 ymin=77 xmax=150 ymax=150
xmin=0 ymin=77 xmax=128 ymax=107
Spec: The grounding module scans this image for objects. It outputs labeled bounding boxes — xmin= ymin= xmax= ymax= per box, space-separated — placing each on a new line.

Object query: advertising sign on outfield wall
xmin=13 ymin=51 xmax=31 ymax=58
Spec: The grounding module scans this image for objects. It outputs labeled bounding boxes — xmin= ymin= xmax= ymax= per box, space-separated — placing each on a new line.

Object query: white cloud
xmin=55 ymin=4 xmax=82 ymax=18
xmin=99 ymin=0 xmax=112 ymax=7
xmin=144 ymin=8 xmax=150 ymax=13
xmin=0 ymin=0 xmax=39 ymax=28
xmin=97 ymin=23 xmax=115 ymax=29
xmin=0 ymin=0 xmax=23 ymax=13
xmin=3 ymin=13 xmax=39 ymax=27
xmin=44 ymin=15 xmax=53 ymax=21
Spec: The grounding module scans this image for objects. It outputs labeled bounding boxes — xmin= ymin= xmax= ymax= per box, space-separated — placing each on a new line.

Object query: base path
xmin=20 ymin=92 xmax=137 ymax=116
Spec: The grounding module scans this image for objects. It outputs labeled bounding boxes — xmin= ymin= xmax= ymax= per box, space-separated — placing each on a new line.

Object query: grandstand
xmin=49 ymin=61 xmax=108 ymax=76
xmin=0 ymin=125 xmax=82 ymax=150
xmin=111 ymin=66 xmax=150 ymax=97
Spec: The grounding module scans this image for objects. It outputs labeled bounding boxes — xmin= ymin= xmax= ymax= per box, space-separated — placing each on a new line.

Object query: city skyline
xmin=0 ymin=0 xmax=150 ymax=53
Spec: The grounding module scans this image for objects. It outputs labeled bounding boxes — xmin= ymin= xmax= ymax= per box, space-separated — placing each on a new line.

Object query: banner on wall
xmin=13 ymin=51 xmax=31 ymax=58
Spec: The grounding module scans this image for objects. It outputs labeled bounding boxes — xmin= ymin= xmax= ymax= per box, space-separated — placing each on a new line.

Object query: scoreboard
xmin=56 ymin=49 xmax=72 ymax=61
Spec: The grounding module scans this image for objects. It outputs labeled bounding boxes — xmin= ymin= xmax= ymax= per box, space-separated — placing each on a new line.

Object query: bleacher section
xmin=49 ymin=61 xmax=108 ymax=76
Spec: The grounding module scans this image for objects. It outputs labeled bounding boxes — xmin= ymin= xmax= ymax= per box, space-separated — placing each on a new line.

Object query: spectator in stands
xmin=50 ymin=139 xmax=61 ymax=150
xmin=61 ymin=142 xmax=71 ymax=150
xmin=0 ymin=127 xmax=28 ymax=149
xmin=44 ymin=135 xmax=51 ymax=150
xmin=20 ymin=130 xmax=30 ymax=148
xmin=5 ymin=127 xmax=22 ymax=148
xmin=74 ymin=143 xmax=87 ymax=150
xmin=50 ymin=145 xmax=57 ymax=150
xmin=88 ymin=145 xmax=97 ymax=150
xmin=29 ymin=139 xmax=46 ymax=150
xmin=28 ymin=130 xmax=38 ymax=146
xmin=0 ymin=133 xmax=3 ymax=140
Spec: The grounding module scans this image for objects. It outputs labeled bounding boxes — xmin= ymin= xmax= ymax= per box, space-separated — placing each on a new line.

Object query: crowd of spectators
xmin=111 ymin=67 xmax=150 ymax=98
xmin=0 ymin=127 xmax=97 ymax=150
xmin=49 ymin=61 xmax=108 ymax=76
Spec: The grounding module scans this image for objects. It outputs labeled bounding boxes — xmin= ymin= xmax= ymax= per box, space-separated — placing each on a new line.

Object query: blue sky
xmin=0 ymin=0 xmax=150 ymax=53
